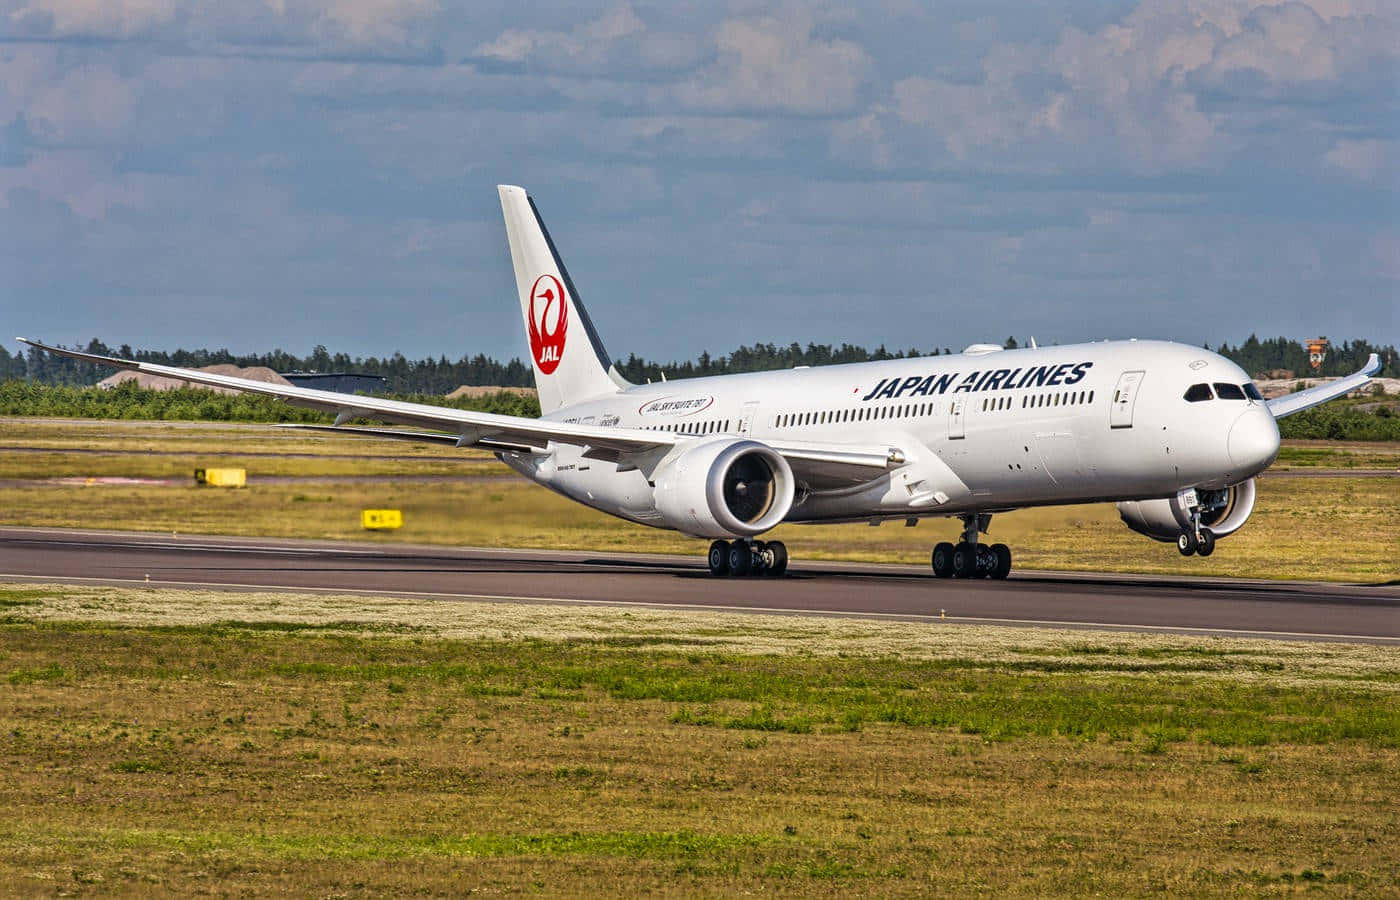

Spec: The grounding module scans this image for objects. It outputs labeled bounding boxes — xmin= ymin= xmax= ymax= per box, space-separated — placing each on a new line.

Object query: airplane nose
xmin=1227 ymin=407 xmax=1281 ymax=472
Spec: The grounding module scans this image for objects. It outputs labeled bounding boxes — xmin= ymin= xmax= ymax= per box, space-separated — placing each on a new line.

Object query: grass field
xmin=1 ymin=582 xmax=1397 ymax=895
xmin=1 ymin=420 xmax=1396 ymax=582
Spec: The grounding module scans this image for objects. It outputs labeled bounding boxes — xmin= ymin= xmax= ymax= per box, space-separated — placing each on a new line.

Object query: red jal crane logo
xmin=528 ymin=274 xmax=568 ymax=374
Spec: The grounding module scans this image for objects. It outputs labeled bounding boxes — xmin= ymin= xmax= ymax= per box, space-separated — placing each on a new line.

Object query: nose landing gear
xmin=1177 ymin=527 xmax=1216 ymax=557
xmin=931 ymin=514 xmax=1012 ymax=580
xmin=1175 ymin=488 xmax=1217 ymax=557
xmin=708 ymin=539 xmax=788 ymax=577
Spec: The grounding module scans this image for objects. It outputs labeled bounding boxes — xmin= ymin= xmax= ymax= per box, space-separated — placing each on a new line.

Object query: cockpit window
xmin=1243 ymin=382 xmax=1263 ymax=401
xmin=1184 ymin=383 xmax=1213 ymax=402
xmin=1214 ymin=383 xmax=1246 ymax=400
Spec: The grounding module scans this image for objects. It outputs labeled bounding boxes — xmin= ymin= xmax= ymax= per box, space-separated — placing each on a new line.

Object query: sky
xmin=2 ymin=0 xmax=1397 ymax=366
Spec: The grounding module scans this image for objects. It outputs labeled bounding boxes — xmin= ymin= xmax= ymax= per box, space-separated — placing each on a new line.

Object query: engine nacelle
xmin=1117 ymin=479 xmax=1257 ymax=543
xmin=653 ymin=438 xmax=795 ymax=538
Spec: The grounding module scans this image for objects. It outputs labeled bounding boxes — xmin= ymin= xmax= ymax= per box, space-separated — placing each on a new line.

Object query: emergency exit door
xmin=738 ymin=401 xmax=760 ymax=435
xmin=948 ymin=397 xmax=966 ymax=439
xmin=1110 ymin=370 xmax=1145 ymax=428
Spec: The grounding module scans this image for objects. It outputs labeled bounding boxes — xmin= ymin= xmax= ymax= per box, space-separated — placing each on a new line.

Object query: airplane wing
xmin=18 ymin=339 xmax=904 ymax=485
xmin=1266 ymin=353 xmax=1382 ymax=419
xmin=18 ymin=338 xmax=673 ymax=454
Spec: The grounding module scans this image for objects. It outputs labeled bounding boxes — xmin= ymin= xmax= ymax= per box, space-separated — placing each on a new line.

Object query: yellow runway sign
xmin=362 ymin=509 xmax=403 ymax=530
xmin=194 ymin=468 xmax=246 ymax=488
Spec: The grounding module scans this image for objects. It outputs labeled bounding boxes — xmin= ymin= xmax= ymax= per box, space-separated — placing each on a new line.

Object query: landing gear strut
xmin=708 ymin=539 xmax=788 ymax=577
xmin=931 ymin=514 xmax=1011 ymax=580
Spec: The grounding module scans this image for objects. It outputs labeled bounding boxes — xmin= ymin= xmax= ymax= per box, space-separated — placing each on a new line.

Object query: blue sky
xmin=2 ymin=0 xmax=1396 ymax=364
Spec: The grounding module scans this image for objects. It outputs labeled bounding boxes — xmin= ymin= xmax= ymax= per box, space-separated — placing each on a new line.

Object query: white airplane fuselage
xmin=501 ymin=338 xmax=1281 ymax=531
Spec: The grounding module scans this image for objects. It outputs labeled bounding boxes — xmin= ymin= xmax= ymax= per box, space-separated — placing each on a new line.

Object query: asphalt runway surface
xmin=1 ymin=527 xmax=1396 ymax=643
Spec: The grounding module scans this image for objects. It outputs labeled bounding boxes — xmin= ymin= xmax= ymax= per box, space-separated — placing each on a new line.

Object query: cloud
xmin=476 ymin=4 xmax=644 ymax=66
xmin=6 ymin=0 xmax=180 ymax=38
xmin=1323 ymin=138 xmax=1394 ymax=182
xmin=885 ymin=0 xmax=1399 ymax=172
xmin=5 ymin=0 xmax=443 ymax=49
xmin=472 ymin=4 xmax=705 ymax=77
xmin=673 ymin=12 xmax=870 ymax=115
xmin=0 ymin=48 xmax=137 ymax=145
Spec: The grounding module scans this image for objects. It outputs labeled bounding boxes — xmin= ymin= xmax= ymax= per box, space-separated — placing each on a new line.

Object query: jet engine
xmin=1117 ymin=479 xmax=1257 ymax=542
xmin=652 ymin=438 xmax=795 ymax=538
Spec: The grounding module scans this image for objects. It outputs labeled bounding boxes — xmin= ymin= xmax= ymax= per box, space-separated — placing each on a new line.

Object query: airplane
xmin=19 ymin=185 xmax=1382 ymax=580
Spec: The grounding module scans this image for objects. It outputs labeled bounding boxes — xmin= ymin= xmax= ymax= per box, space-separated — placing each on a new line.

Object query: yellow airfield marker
xmin=362 ymin=509 xmax=404 ymax=530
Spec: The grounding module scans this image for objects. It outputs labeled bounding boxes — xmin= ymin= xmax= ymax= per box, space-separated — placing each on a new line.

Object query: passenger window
xmin=1183 ymin=383 xmax=1213 ymax=402
xmin=1214 ymin=383 xmax=1245 ymax=400
xmin=1244 ymin=383 xmax=1263 ymax=401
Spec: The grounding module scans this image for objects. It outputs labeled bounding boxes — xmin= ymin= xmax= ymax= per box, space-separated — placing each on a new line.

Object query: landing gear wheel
xmin=931 ymin=542 xmax=955 ymax=579
xmin=975 ymin=543 xmax=991 ymax=578
xmin=952 ymin=541 xmax=977 ymax=579
xmin=1196 ymin=528 xmax=1216 ymax=557
xmin=990 ymin=543 xmax=1012 ymax=580
xmin=708 ymin=540 xmax=731 ymax=576
xmin=727 ymin=541 xmax=753 ymax=577
xmin=1177 ymin=531 xmax=1198 ymax=556
xmin=765 ymin=540 xmax=788 ymax=576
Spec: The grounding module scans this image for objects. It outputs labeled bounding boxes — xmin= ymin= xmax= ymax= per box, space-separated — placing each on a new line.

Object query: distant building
xmin=280 ymin=372 xmax=388 ymax=395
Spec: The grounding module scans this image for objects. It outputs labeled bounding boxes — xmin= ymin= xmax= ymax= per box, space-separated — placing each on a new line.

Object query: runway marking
xmin=2 ymin=572 xmax=1394 ymax=644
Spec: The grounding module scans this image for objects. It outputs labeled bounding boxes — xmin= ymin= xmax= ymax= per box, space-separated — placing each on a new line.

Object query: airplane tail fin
xmin=498 ymin=185 xmax=628 ymax=414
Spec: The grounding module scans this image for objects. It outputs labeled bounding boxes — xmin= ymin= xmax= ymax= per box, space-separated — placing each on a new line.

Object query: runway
xmin=1 ymin=526 xmax=1396 ymax=643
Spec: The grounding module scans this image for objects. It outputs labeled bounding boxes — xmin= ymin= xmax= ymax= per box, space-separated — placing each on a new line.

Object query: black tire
xmin=990 ymin=543 xmax=1012 ymax=580
xmin=708 ymin=540 xmax=730 ymax=576
xmin=975 ymin=542 xmax=991 ymax=578
xmin=1177 ymin=531 xmax=1198 ymax=556
xmin=766 ymin=540 xmax=788 ymax=576
xmin=952 ymin=541 xmax=976 ymax=579
xmin=1197 ymin=528 xmax=1216 ymax=557
xmin=931 ymin=542 xmax=955 ymax=578
xmin=727 ymin=541 xmax=752 ymax=577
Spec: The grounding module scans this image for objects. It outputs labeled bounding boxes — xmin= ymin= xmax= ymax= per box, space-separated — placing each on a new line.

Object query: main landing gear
xmin=708 ymin=539 xmax=788 ymax=577
xmin=930 ymin=514 xmax=1011 ymax=580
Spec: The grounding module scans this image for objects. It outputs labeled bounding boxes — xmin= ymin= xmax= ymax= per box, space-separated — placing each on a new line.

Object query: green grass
xmin=0 ymin=587 xmax=1397 ymax=895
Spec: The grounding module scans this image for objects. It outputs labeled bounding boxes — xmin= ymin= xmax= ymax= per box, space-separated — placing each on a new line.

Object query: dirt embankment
xmin=446 ymin=385 xmax=537 ymax=399
xmin=99 ymin=365 xmax=291 ymax=396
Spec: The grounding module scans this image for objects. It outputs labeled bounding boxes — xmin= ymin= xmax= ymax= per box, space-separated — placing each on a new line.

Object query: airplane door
xmin=738 ymin=400 xmax=760 ymax=435
xmin=948 ymin=397 xmax=966 ymax=439
xmin=1110 ymin=370 xmax=1145 ymax=429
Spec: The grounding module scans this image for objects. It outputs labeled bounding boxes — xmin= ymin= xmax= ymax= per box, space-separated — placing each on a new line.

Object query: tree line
xmin=1 ymin=334 xmax=1395 ymax=392
xmin=0 ymin=379 xmax=540 ymax=423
